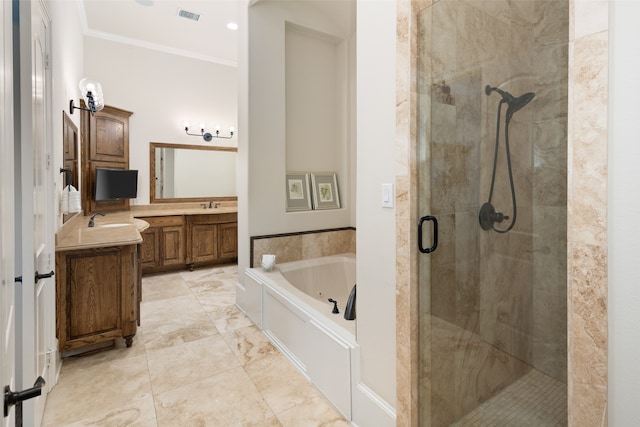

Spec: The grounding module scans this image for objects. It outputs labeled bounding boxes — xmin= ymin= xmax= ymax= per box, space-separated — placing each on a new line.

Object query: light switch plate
xmin=381 ymin=183 xmax=394 ymax=208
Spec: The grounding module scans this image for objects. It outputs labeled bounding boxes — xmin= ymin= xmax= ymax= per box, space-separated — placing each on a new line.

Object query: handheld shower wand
xmin=480 ymin=85 xmax=535 ymax=233
xmin=485 ymin=85 xmax=535 ymax=122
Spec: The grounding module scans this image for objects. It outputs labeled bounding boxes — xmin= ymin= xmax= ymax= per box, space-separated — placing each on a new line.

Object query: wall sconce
xmin=184 ymin=123 xmax=235 ymax=141
xmin=69 ymin=78 xmax=104 ymax=116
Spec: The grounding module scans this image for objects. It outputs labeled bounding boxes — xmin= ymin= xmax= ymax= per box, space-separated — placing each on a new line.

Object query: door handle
xmin=14 ymin=271 xmax=54 ymax=284
xmin=418 ymin=215 xmax=438 ymax=254
xmin=4 ymin=376 xmax=45 ymax=417
xmin=34 ymin=271 xmax=54 ymax=284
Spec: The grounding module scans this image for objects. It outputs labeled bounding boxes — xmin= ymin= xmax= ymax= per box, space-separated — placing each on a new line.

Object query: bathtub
xmin=242 ymin=253 xmax=357 ymax=420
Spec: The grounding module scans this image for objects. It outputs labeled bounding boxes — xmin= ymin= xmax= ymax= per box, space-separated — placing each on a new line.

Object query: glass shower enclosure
xmin=417 ymin=0 xmax=568 ymax=425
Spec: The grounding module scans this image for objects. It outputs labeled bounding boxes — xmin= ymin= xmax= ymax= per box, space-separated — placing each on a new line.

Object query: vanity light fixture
xmin=69 ymin=78 xmax=104 ymax=116
xmin=184 ymin=123 xmax=235 ymax=141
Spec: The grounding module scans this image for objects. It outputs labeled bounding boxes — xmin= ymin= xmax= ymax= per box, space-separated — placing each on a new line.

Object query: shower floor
xmin=452 ymin=369 xmax=567 ymax=426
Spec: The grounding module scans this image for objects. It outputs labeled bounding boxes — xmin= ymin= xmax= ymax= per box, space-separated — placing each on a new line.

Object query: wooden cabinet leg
xmin=124 ymin=335 xmax=134 ymax=348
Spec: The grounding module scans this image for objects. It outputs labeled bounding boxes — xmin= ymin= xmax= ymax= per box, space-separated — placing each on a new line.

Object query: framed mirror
xmin=150 ymin=142 xmax=237 ymax=204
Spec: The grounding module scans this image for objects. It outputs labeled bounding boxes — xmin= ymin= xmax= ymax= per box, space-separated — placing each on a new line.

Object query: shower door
xmin=417 ymin=0 xmax=568 ymax=425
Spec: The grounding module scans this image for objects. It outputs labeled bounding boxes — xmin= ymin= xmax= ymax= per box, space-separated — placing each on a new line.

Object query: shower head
xmin=485 ymin=85 xmax=535 ymax=119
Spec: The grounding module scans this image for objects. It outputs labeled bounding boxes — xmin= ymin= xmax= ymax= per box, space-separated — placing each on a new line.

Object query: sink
xmin=96 ymin=223 xmax=131 ymax=228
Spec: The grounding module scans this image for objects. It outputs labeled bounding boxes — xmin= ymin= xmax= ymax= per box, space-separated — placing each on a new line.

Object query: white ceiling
xmin=80 ymin=0 xmax=240 ymax=66
xmin=79 ymin=0 xmax=355 ymax=67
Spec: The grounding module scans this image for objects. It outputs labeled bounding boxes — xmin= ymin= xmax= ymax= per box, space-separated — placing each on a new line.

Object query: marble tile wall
xmin=567 ymin=0 xmax=609 ymax=424
xmin=397 ymin=0 xmax=606 ymax=425
xmin=250 ymin=228 xmax=356 ymax=268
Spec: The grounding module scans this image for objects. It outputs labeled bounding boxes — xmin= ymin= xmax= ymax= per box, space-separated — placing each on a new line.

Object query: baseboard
xmin=351 ymin=381 xmax=396 ymax=427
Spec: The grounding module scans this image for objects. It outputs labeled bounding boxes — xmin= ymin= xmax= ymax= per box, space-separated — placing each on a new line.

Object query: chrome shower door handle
xmin=418 ymin=215 xmax=438 ymax=254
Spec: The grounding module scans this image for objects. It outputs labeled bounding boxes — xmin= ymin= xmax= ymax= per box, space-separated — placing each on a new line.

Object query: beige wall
xmin=244 ymin=1 xmax=355 ymax=245
xmin=355 ymin=0 xmax=398 ymax=417
xmin=609 ymin=2 xmax=640 ymax=424
xmin=83 ymin=37 xmax=238 ymax=205
xmin=244 ymin=1 xmax=398 ymax=424
xmin=49 ymin=0 xmax=84 ymax=227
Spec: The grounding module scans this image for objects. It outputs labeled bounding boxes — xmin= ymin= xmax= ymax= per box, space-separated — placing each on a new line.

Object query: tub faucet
xmin=209 ymin=201 xmax=220 ymax=208
xmin=88 ymin=212 xmax=105 ymax=227
xmin=344 ymin=284 xmax=356 ymax=320
xmin=328 ymin=298 xmax=340 ymax=314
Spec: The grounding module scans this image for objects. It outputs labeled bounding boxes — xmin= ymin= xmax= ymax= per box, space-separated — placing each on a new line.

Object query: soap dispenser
xmin=344 ymin=284 xmax=356 ymax=320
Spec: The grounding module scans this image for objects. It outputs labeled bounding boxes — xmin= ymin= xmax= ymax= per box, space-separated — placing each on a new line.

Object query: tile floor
xmin=42 ymin=263 xmax=349 ymax=426
xmin=452 ymin=369 xmax=567 ymax=426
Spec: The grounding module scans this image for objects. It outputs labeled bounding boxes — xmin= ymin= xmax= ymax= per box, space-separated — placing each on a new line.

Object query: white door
xmin=1 ymin=2 xmax=16 ymax=426
xmin=31 ymin=3 xmax=55 ymax=422
xmin=15 ymin=1 xmax=54 ymax=426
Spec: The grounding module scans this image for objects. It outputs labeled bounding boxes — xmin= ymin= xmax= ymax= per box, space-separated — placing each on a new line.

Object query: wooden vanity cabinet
xmin=186 ymin=213 xmax=238 ymax=270
xmin=56 ymin=244 xmax=140 ymax=353
xmin=139 ymin=215 xmax=185 ymax=273
xmin=81 ymin=104 xmax=133 ymax=215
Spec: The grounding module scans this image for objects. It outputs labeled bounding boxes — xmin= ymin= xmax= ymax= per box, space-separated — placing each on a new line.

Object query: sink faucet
xmin=209 ymin=201 xmax=220 ymax=209
xmin=88 ymin=212 xmax=105 ymax=227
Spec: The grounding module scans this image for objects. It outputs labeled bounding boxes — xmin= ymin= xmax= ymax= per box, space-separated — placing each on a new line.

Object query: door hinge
xmin=46 ymin=349 xmax=54 ymax=367
xmin=45 ymin=53 xmax=50 ymax=70
xmin=46 ymin=153 xmax=52 ymax=170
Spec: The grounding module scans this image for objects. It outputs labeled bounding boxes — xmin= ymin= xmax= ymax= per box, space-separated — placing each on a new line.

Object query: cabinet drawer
xmin=189 ymin=213 xmax=237 ymax=225
xmin=140 ymin=215 xmax=184 ymax=227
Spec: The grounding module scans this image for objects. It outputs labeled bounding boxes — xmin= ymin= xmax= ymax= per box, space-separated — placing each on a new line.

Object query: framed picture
xmin=285 ymin=172 xmax=312 ymax=212
xmin=311 ymin=172 xmax=340 ymax=210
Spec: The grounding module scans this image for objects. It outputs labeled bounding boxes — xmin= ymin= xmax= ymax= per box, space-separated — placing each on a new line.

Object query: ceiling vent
xmin=177 ymin=8 xmax=201 ymax=22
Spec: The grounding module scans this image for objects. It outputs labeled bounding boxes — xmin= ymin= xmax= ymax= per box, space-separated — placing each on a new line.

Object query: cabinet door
xmin=58 ymin=248 xmax=124 ymax=350
xmin=190 ymin=224 xmax=218 ymax=264
xmin=56 ymin=245 xmax=138 ymax=352
xmin=89 ymin=106 xmax=131 ymax=163
xmin=219 ymin=222 xmax=238 ymax=259
xmin=162 ymin=225 xmax=185 ymax=266
xmin=140 ymin=226 xmax=161 ymax=269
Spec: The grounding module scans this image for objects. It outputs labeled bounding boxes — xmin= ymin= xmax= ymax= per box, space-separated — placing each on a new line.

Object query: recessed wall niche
xmin=285 ymin=22 xmax=351 ymax=206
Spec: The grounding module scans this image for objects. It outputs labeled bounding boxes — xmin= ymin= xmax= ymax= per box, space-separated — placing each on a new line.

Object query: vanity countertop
xmin=55 ymin=212 xmax=149 ymax=251
xmin=55 ymin=205 xmax=238 ymax=252
xmin=130 ymin=205 xmax=238 ymax=217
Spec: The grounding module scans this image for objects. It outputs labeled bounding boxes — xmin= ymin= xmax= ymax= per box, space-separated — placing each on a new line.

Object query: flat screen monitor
xmin=94 ymin=168 xmax=138 ymax=201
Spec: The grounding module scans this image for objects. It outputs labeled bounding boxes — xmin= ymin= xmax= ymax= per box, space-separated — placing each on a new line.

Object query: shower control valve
xmin=493 ymin=212 xmax=509 ymax=223
xmin=479 ymin=202 xmax=509 ymax=230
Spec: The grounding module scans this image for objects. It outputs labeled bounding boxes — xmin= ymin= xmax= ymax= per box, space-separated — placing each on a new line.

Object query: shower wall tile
xmin=568 ymin=31 xmax=608 ymax=247
xmin=568 ymin=243 xmax=608 ymax=426
xmin=430 ymin=0 xmax=457 ymax=78
xmin=567 ymin=8 xmax=609 ymax=425
xmin=573 ymin=0 xmax=608 ymax=40
xmin=534 ymin=44 xmax=569 ymax=122
xmin=396 ymin=0 xmax=421 ymax=424
xmin=430 ymin=316 xmax=530 ymax=425
xmin=533 ymin=119 xmax=568 ymax=207
xmin=535 ymin=0 xmax=571 ymax=48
